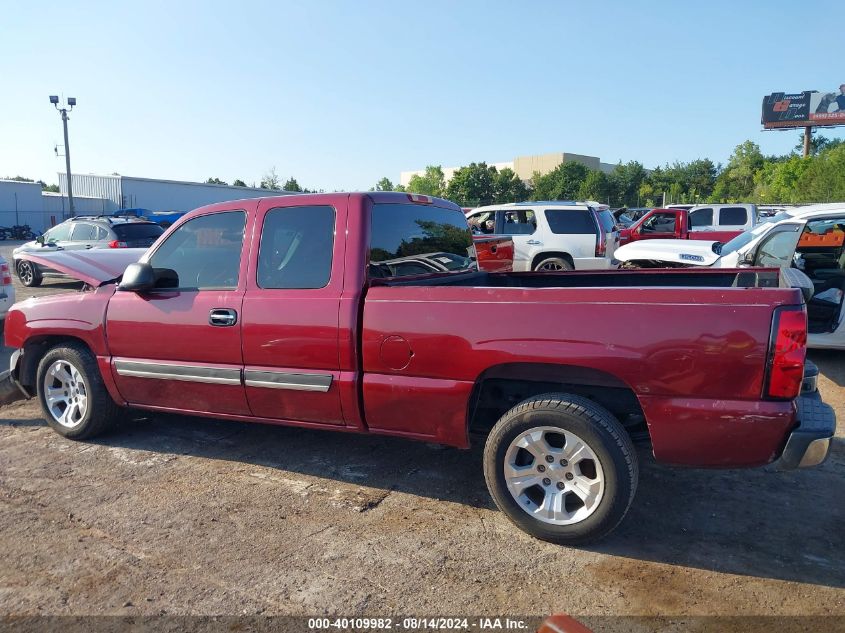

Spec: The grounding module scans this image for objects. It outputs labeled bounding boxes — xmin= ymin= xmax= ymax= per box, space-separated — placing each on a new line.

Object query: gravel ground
xmin=0 ymin=241 xmax=843 ymax=622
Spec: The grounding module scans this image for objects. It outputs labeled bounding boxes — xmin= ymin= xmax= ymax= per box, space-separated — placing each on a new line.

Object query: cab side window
xmin=689 ymin=208 xmax=713 ymax=228
xmin=257 ymin=205 xmax=335 ymax=289
xmin=502 ymin=210 xmax=536 ymax=235
xmin=149 ymin=211 xmax=245 ymax=290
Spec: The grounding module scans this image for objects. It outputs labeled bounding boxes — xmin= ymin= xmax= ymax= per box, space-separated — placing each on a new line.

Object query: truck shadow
xmin=82 ymin=411 xmax=845 ymax=590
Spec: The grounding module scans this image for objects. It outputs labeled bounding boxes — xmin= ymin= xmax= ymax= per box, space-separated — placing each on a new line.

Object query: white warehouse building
xmin=60 ymin=173 xmax=293 ymax=215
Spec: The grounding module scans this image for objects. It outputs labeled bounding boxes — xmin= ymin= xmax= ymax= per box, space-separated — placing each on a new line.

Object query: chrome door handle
xmin=209 ymin=308 xmax=238 ymax=327
xmin=527 ymin=240 xmax=542 ymax=245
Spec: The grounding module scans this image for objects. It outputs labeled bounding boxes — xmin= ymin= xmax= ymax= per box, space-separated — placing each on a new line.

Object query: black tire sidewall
xmin=484 ymin=398 xmax=635 ymax=545
xmin=17 ymin=260 xmax=41 ymax=287
xmin=37 ymin=345 xmax=104 ymax=439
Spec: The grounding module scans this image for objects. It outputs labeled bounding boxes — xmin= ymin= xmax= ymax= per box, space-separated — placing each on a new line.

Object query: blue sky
xmin=2 ymin=0 xmax=843 ymax=191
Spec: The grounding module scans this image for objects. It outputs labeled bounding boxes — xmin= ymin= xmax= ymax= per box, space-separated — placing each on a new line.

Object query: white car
xmin=0 ymin=255 xmax=16 ymax=320
xmin=614 ymin=202 xmax=845 ymax=349
xmin=466 ymin=201 xmax=618 ymax=271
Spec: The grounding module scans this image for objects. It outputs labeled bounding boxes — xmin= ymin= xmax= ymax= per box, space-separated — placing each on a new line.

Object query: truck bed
xmin=375 ymin=268 xmax=782 ymax=289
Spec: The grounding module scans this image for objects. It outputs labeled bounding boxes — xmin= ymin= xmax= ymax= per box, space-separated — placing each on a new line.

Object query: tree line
xmin=372 ymin=134 xmax=845 ymax=208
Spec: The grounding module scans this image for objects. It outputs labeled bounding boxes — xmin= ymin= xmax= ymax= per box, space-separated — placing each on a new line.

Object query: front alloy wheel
xmin=42 ymin=359 xmax=89 ymax=428
xmin=17 ymin=260 xmax=42 ymax=287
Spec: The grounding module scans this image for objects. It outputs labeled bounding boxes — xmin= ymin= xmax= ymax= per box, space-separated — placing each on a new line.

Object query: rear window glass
xmin=544 ymin=210 xmax=596 ymax=234
xmin=719 ymin=207 xmax=748 ymax=226
xmin=370 ymin=203 xmax=475 ymax=278
xmin=596 ymin=209 xmax=616 ymax=232
xmin=113 ymin=223 xmax=165 ymax=239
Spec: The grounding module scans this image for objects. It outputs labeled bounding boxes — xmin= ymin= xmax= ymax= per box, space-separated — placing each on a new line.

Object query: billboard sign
xmin=762 ymin=86 xmax=845 ymax=129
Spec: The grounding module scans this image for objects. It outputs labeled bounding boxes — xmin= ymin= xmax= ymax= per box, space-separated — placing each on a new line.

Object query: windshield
xmin=759 ymin=211 xmax=792 ymax=224
xmin=717 ymin=221 xmax=782 ymax=255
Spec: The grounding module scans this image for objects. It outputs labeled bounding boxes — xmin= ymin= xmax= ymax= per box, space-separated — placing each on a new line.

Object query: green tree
xmin=232 ymin=179 xmax=247 ymax=187
xmin=445 ymin=162 xmax=497 ymax=206
xmin=710 ymin=141 xmax=764 ymax=202
xmin=532 ymin=162 xmax=590 ymax=201
xmin=283 ymin=177 xmax=303 ymax=192
xmin=205 ymin=177 xmax=227 ymax=185
xmin=42 ymin=183 xmax=60 ymax=192
xmin=260 ymin=167 xmax=281 ymax=190
xmin=578 ymin=170 xmax=610 ymax=202
xmin=796 ymin=144 xmax=845 ymax=202
xmin=754 ymin=156 xmax=810 ymax=202
xmin=608 ymin=161 xmax=647 ymax=206
xmin=493 ymin=167 xmax=529 ymax=203
xmin=406 ymin=165 xmax=445 ymax=197
xmin=373 ymin=177 xmax=396 ymax=191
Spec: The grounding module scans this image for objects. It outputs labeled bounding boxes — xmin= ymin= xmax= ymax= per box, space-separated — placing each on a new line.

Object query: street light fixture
xmin=50 ymin=95 xmax=77 ymax=217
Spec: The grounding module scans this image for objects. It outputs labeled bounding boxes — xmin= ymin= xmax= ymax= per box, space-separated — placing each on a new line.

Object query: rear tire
xmin=483 ymin=393 xmax=638 ymax=545
xmin=17 ymin=260 xmax=42 ymax=287
xmin=534 ymin=257 xmax=573 ymax=272
xmin=36 ymin=343 xmax=122 ymax=440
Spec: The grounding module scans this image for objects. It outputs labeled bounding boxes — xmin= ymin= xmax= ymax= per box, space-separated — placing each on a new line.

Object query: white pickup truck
xmin=616 ymin=203 xmax=845 ymax=349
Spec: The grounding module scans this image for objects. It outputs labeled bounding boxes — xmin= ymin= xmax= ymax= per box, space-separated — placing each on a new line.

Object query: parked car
xmin=466 ymin=201 xmax=618 ymax=271
xmin=0 ymin=192 xmax=834 ymax=545
xmin=613 ymin=203 xmax=845 ymax=349
xmin=0 ymin=256 xmax=15 ymax=320
xmin=617 ymin=205 xmax=757 ymax=246
xmin=112 ymin=208 xmax=186 ymax=228
xmin=13 ymin=216 xmax=164 ymax=287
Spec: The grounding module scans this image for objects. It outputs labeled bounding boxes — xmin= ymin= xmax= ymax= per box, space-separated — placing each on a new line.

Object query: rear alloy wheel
xmin=484 ymin=393 xmax=638 ymax=544
xmin=534 ymin=257 xmax=573 ymax=272
xmin=37 ymin=343 xmax=121 ymax=439
xmin=17 ymin=260 xmax=42 ymax=287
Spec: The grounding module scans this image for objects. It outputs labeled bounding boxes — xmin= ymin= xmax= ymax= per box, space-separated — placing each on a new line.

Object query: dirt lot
xmin=0 ymin=242 xmax=843 ymax=623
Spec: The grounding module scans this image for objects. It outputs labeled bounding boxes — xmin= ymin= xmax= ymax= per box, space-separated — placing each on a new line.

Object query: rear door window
xmin=544 ymin=210 xmax=596 ymax=235
xmin=502 ymin=210 xmax=536 ymax=235
xmin=257 ymin=205 xmax=336 ymax=289
xmin=718 ymin=207 xmax=748 ymax=226
xmin=467 ymin=210 xmax=498 ymax=234
xmin=70 ymin=223 xmax=97 ymax=241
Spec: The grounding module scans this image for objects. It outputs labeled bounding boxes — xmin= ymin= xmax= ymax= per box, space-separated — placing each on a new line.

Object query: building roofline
xmin=58 ymin=172 xmax=283 ymax=194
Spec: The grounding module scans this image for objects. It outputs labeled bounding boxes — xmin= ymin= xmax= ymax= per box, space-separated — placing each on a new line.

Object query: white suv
xmin=466 ymin=201 xmax=618 ymax=271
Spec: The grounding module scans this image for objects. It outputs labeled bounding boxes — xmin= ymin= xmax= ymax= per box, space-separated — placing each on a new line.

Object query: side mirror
xmin=742 ymin=250 xmax=756 ymax=265
xmin=118 ymin=262 xmax=156 ymax=292
xmin=36 ymin=235 xmax=45 ymax=245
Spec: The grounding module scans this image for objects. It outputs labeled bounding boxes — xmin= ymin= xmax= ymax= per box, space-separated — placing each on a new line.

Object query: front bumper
xmin=777 ymin=361 xmax=836 ymax=470
xmin=0 ymin=350 xmax=30 ymax=407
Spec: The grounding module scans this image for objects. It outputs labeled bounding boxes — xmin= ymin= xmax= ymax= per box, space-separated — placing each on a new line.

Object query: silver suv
xmin=14 ymin=216 xmax=164 ymax=287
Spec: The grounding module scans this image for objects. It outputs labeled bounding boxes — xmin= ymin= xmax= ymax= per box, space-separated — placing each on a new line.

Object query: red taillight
xmin=765 ymin=307 xmax=807 ymax=399
xmin=0 ymin=263 xmax=10 ymax=285
xmin=108 ymin=240 xmax=128 ymax=248
xmin=595 ymin=219 xmax=607 ymax=257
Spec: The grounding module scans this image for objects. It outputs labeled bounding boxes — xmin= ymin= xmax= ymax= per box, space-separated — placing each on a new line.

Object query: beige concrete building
xmin=400 ymin=151 xmax=618 ymax=187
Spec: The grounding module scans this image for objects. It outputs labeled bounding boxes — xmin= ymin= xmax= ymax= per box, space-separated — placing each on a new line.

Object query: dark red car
xmin=0 ymin=192 xmax=834 ymax=544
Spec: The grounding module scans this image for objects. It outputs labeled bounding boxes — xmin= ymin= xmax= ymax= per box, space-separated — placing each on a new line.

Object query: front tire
xmin=17 ymin=260 xmax=42 ymax=287
xmin=534 ymin=257 xmax=573 ymax=272
xmin=483 ymin=393 xmax=638 ymax=545
xmin=36 ymin=343 xmax=122 ymax=440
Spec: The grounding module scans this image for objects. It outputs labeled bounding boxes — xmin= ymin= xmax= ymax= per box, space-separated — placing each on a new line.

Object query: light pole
xmin=50 ymin=95 xmax=77 ymax=217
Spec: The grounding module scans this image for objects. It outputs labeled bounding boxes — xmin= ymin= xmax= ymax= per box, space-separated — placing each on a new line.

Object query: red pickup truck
xmin=618 ymin=207 xmax=753 ymax=246
xmin=0 ymin=192 xmax=834 ymax=544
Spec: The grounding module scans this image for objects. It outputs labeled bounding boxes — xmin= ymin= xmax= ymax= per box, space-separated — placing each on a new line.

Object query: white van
xmin=466 ymin=201 xmax=618 ymax=271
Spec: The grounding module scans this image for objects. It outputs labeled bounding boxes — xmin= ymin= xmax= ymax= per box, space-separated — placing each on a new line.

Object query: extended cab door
xmin=106 ymin=208 xmax=251 ymax=415
xmin=633 ymin=210 xmax=681 ymax=241
xmin=239 ymin=198 xmax=346 ymax=425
